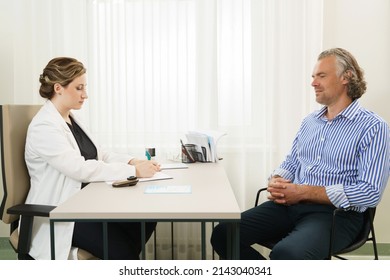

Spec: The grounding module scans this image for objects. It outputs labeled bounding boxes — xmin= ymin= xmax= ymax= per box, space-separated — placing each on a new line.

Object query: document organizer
xmin=182 ymin=130 xmax=226 ymax=163
xmin=181 ymin=143 xmax=204 ymax=163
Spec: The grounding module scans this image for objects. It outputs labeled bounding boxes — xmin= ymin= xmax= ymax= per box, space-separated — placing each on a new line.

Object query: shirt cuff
xmin=325 ymin=183 xmax=350 ymax=209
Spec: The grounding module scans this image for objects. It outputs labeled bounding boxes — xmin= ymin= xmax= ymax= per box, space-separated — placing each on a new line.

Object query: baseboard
xmin=345 ymin=243 xmax=390 ymax=255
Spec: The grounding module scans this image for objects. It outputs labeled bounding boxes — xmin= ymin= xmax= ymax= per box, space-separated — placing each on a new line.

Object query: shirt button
xmin=317 ymin=156 xmax=321 ymax=160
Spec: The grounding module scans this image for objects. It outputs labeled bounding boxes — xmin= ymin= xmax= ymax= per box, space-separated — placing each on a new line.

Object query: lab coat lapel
xmin=44 ymin=100 xmax=80 ymax=151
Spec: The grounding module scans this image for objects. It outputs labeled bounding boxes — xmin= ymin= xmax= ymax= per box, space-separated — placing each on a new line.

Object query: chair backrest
xmin=336 ymin=207 xmax=376 ymax=253
xmin=359 ymin=208 xmax=376 ymax=241
xmin=331 ymin=207 xmax=378 ymax=259
xmin=0 ymin=105 xmax=41 ymax=224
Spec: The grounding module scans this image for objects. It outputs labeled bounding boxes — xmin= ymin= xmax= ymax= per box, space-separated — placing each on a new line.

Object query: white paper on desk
xmin=105 ymin=172 xmax=172 ymax=185
xmin=144 ymin=185 xmax=192 ymax=194
xmin=160 ymin=163 xmax=188 ymax=170
xmin=138 ymin=172 xmax=173 ymax=182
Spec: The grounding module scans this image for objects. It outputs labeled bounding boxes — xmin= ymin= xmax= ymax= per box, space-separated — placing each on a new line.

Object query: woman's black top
xmin=67 ymin=116 xmax=98 ymax=188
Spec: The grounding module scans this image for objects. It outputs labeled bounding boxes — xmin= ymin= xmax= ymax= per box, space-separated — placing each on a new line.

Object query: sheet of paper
xmin=138 ymin=172 xmax=173 ymax=182
xmin=144 ymin=185 xmax=192 ymax=194
xmin=160 ymin=163 xmax=188 ymax=170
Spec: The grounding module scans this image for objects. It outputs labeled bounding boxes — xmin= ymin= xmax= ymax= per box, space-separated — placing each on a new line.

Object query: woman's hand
xmin=129 ymin=159 xmax=161 ymax=178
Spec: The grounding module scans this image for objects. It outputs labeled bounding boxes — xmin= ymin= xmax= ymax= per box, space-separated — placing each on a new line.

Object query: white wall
xmin=323 ymin=0 xmax=390 ymax=243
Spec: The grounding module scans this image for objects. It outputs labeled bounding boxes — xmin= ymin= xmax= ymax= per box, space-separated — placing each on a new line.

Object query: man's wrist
xmin=268 ymin=174 xmax=281 ymax=181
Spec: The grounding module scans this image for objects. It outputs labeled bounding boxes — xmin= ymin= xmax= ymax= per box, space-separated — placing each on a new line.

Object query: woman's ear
xmin=54 ymin=83 xmax=63 ymax=94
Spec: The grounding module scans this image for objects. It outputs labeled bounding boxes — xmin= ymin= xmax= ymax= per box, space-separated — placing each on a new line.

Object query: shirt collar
xmin=315 ymin=100 xmax=361 ymax=121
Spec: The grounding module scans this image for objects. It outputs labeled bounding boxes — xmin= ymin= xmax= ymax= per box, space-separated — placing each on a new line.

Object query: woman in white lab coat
xmin=25 ymin=57 xmax=160 ymax=260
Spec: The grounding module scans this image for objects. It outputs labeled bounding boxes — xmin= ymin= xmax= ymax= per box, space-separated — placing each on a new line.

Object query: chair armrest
xmin=255 ymin=187 xmax=268 ymax=207
xmin=7 ymin=204 xmax=56 ymax=257
xmin=7 ymin=204 xmax=56 ymax=217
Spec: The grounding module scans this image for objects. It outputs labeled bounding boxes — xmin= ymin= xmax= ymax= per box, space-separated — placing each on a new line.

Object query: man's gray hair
xmin=318 ymin=48 xmax=367 ymax=100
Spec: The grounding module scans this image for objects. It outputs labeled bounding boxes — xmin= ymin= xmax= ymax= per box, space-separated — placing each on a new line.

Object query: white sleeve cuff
xmin=325 ymin=183 xmax=350 ymax=209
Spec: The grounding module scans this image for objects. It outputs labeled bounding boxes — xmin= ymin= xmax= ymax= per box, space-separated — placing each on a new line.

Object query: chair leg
xmin=212 ymin=222 xmax=215 ymax=260
xmin=153 ymin=227 xmax=157 ymax=260
xmin=171 ymin=222 xmax=174 ymax=260
xmin=18 ymin=215 xmax=34 ymax=255
xmin=328 ymin=209 xmax=339 ymax=259
xmin=368 ymin=210 xmax=379 ymax=260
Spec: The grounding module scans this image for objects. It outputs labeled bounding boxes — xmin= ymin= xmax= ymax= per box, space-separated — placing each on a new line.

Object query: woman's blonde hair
xmin=39 ymin=57 xmax=86 ymax=99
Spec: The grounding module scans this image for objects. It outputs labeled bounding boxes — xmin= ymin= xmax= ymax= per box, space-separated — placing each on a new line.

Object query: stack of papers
xmin=185 ymin=130 xmax=226 ymax=162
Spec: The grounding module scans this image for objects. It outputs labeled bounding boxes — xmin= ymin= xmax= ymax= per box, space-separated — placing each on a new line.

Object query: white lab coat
xmin=24 ymin=100 xmax=136 ymax=259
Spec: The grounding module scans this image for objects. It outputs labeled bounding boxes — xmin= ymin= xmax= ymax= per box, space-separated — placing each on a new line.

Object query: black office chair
xmin=329 ymin=207 xmax=378 ymax=260
xmin=254 ymin=187 xmax=379 ymax=260
xmin=0 ymin=104 xmax=98 ymax=260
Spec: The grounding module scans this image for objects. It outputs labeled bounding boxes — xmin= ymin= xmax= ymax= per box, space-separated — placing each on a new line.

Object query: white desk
xmin=50 ymin=163 xmax=241 ymax=259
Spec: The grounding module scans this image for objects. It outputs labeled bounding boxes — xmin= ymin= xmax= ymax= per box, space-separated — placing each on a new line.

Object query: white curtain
xmin=84 ymin=0 xmax=197 ymax=155
xmin=0 ymin=0 xmax=323 ymax=259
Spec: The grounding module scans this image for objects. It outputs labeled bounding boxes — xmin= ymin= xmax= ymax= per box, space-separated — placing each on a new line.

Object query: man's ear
xmin=341 ymin=70 xmax=352 ymax=85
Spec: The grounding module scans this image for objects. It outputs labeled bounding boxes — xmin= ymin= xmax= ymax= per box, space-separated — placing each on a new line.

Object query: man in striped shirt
xmin=211 ymin=48 xmax=390 ymax=259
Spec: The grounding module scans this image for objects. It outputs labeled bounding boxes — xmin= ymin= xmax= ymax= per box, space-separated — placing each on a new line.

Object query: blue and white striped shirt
xmin=273 ymin=100 xmax=390 ymax=212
